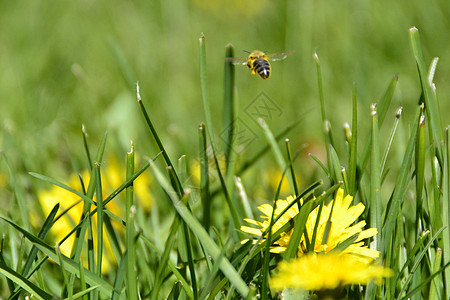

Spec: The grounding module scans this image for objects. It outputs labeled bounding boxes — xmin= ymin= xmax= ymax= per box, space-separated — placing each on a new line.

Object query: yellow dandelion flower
xmin=37 ymin=170 xmax=118 ymax=274
xmin=241 ymin=195 xmax=299 ymax=253
xmin=302 ymin=188 xmax=379 ymax=261
xmin=270 ymin=253 xmax=393 ymax=291
xmin=33 ymin=156 xmax=154 ymax=273
xmin=240 ymin=188 xmax=379 ymax=260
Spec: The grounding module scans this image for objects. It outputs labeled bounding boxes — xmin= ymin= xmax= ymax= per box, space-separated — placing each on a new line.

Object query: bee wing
xmin=223 ymin=57 xmax=248 ymax=65
xmin=267 ymin=50 xmax=295 ymax=61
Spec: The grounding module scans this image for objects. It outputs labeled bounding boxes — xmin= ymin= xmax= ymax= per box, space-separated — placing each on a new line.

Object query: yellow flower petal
xmin=240 ymin=226 xmax=263 ymax=236
xmin=240 ymin=188 xmax=380 ymax=261
xmin=270 ymin=253 xmax=393 ymax=291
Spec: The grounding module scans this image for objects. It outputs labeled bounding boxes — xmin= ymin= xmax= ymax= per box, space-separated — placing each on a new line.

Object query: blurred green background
xmin=0 ymin=0 xmax=449 ymax=208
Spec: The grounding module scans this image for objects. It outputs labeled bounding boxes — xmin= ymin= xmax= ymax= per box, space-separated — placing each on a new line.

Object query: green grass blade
xmin=328 ymin=234 xmax=359 ymax=254
xmin=148 ymin=159 xmax=250 ymax=297
xmin=102 ymin=160 xmax=151 ymax=208
xmin=258 ymin=118 xmax=295 ymax=194
xmin=125 ymin=144 xmax=138 ymax=300
xmin=137 ymin=81 xmax=197 ymax=297
xmin=205 ymin=123 xmax=242 ymax=232
xmin=0 ymin=259 xmax=52 ymax=300
xmin=56 ymin=245 xmax=70 ymax=299
xmin=320 ymin=194 xmax=336 ymax=247
xmin=139 ymin=235 xmax=194 ymax=299
xmin=427 ymin=57 xmax=439 ymax=86
xmin=102 ymin=214 xmax=122 ymax=268
xmin=382 ymin=105 xmax=421 ymax=257
xmin=168 ymin=165 xmax=183 ymax=197
xmin=341 ymin=167 xmax=349 ymax=195
xmin=150 ymin=216 xmax=180 ymax=300
xmin=86 ymin=216 xmax=95 ymax=299
xmin=400 ymin=261 xmax=450 ymax=300
xmin=178 ymin=155 xmax=188 ymax=186
xmin=28 ymin=172 xmax=96 ymax=207
xmin=1 ymin=217 xmax=124 ymax=299
xmin=0 ymin=235 xmax=15 ymax=294
xmin=284 ymin=199 xmax=315 ymax=260
xmin=329 ymin=145 xmax=344 ymax=185
xmin=397 ymin=226 xmax=447 ymax=298
xmin=199 ymin=35 xmax=240 ymax=232
xmin=309 ymin=153 xmax=331 ymax=179
xmin=206 ymin=278 xmax=227 ymax=300
xmin=414 ymin=114 xmax=426 ymax=239
xmin=370 ymin=104 xmax=381 ymax=250
xmin=360 ymin=75 xmax=398 ymax=174
xmin=377 ymin=75 xmax=399 ymax=129
xmin=223 ymin=43 xmax=235 ymax=166
xmin=235 ymin=120 xmax=301 ymax=177
xmin=199 ymin=33 xmax=215 ymax=146
xmin=409 ymin=27 xmax=443 ymax=162
xmin=49 ymin=160 xmax=151 ymax=256
xmin=313 ymin=52 xmax=332 ymax=174
xmin=67 ymin=285 xmax=101 ymax=300
xmin=2 ymin=153 xmax=30 ymax=232
xmin=381 ymin=107 xmax=402 ymax=178
xmin=167 ymin=282 xmax=181 ymax=300
xmin=199 ymin=241 xmax=228 ymax=299
xmin=135 ymin=82 xmax=184 ymax=196
xmin=261 ymin=172 xmax=291 ymax=300
xmin=284 ymin=183 xmax=341 ymax=260
xmin=393 ymin=231 xmax=429 ymax=287
xmin=20 ymin=203 xmax=59 ymax=279
xmin=9 ymin=203 xmax=57 ymax=298
xmin=79 ymin=262 xmax=87 ymax=300
xmin=9 ymin=256 xmax=48 ymax=299
xmin=171 ymin=176 xmax=198 ymax=300
xmin=81 ymin=124 xmax=93 ymax=172
xmin=70 ymin=174 xmax=96 ymax=294
xmin=111 ymin=249 xmax=126 ymax=300
xmin=348 ymin=83 xmax=358 ymax=196
xmin=443 ymin=128 xmax=450 ymax=297
xmin=429 ymin=248 xmax=443 ymax=300
xmin=94 ymin=163 xmax=104 ymax=279
xmin=17 ymin=237 xmax=25 ymax=276
xmin=285 ymin=139 xmax=299 ymax=196
xmin=234 ymin=176 xmax=254 ymax=220
xmin=199 ymin=123 xmax=211 ymax=230
xmin=93 ymin=131 xmax=108 ymax=167
xmin=263 ymin=180 xmax=324 ymax=239
xmin=313 ymin=52 xmax=326 ymax=131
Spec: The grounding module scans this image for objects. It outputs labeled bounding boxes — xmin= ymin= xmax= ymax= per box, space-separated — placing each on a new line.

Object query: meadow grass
xmin=0 ymin=23 xmax=449 ymax=299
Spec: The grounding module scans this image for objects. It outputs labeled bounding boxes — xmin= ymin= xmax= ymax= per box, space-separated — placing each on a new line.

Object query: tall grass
xmin=0 ymin=26 xmax=449 ymax=299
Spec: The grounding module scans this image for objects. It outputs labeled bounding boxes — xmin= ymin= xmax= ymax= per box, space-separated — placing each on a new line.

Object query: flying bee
xmin=225 ymin=50 xmax=294 ymax=79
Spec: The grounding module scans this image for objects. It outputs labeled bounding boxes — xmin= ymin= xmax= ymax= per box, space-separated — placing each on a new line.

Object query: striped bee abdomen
xmin=253 ymin=59 xmax=271 ymax=79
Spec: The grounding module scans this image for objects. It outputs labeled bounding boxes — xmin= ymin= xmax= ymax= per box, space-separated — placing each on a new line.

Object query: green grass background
xmin=1 ymin=0 xmax=449 ymax=230
xmin=1 ymin=0 xmax=449 ymax=170
xmin=0 ymin=0 xmax=449 ymax=298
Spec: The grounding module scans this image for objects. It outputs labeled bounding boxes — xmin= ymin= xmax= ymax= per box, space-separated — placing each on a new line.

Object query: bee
xmin=225 ymin=50 xmax=294 ymax=79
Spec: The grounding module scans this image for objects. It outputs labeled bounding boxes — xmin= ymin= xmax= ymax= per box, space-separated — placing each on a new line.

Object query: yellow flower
xmin=33 ymin=156 xmax=154 ymax=273
xmin=270 ymin=253 xmax=393 ymax=291
xmin=241 ymin=195 xmax=299 ymax=253
xmin=240 ymin=188 xmax=379 ymax=261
